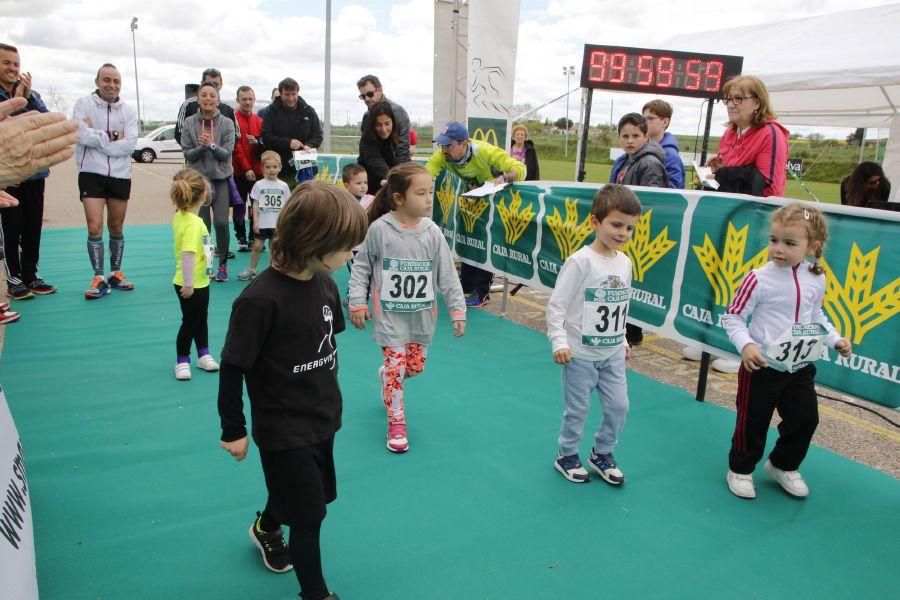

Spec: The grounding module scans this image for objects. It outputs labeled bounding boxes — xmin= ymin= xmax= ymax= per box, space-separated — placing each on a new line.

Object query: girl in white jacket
xmin=722 ymin=203 xmax=852 ymax=500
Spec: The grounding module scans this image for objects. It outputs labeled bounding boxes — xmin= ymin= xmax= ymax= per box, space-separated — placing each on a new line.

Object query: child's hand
xmin=350 ymin=308 xmax=369 ymax=329
xmin=626 ymin=345 xmax=632 ymax=360
xmin=741 ymin=343 xmax=768 ymax=371
xmin=252 ymin=223 xmax=259 ymax=234
xmin=553 ymin=348 xmax=572 ymax=364
xmin=220 ymin=437 xmax=249 ymax=461
xmin=453 ymin=320 xmax=466 ymax=337
xmin=180 ymin=285 xmax=194 ymax=299
xmin=835 ymin=338 xmax=852 ymax=357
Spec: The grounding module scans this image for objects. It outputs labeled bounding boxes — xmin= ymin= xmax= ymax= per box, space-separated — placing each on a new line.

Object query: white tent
xmin=663 ymin=4 xmax=900 ymax=199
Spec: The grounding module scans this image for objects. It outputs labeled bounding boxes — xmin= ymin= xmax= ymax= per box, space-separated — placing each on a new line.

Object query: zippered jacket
xmin=73 ymin=92 xmax=138 ymax=179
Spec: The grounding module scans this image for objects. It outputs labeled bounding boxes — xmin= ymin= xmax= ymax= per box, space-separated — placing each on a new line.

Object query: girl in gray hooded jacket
xmin=348 ymin=163 xmax=466 ymax=454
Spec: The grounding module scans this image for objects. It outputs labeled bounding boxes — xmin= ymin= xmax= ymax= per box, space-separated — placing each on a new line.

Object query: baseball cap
xmin=433 ymin=121 xmax=469 ymax=145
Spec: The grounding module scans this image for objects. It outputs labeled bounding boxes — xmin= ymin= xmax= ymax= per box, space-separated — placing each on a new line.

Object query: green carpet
xmin=1 ymin=225 xmax=897 ymax=599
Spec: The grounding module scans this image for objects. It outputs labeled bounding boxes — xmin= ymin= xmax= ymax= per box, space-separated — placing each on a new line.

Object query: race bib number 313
xmin=765 ymin=323 xmax=827 ymax=373
xmin=581 ymin=287 xmax=630 ymax=348
xmin=380 ymin=258 xmax=435 ymax=312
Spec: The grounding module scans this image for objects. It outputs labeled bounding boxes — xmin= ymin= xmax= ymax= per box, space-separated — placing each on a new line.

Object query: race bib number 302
xmin=581 ymin=286 xmax=630 ymax=348
xmin=380 ymin=258 xmax=435 ymax=312
xmin=765 ymin=323 xmax=827 ymax=373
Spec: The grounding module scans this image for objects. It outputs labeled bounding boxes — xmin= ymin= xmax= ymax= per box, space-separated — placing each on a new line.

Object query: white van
xmin=132 ymin=125 xmax=182 ymax=163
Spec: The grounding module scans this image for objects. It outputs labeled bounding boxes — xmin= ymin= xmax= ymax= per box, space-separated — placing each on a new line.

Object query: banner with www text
xmin=314 ymin=155 xmax=899 ymax=408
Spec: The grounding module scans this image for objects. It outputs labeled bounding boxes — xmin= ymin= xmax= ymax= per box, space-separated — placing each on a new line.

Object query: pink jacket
xmin=717 ymin=120 xmax=789 ymax=197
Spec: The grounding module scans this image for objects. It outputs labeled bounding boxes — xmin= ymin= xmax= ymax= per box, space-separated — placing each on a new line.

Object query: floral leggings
xmin=381 ymin=344 xmax=429 ymax=425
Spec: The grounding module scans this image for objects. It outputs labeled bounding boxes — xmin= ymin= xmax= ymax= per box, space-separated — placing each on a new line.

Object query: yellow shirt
xmin=172 ymin=210 xmax=213 ymax=288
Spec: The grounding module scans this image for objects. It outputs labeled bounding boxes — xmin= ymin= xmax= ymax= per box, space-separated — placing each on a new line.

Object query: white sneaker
xmin=711 ymin=358 xmax=741 ymax=374
xmin=765 ymin=460 xmax=809 ymax=497
xmin=175 ymin=362 xmax=192 ymax=381
xmin=197 ymin=355 xmax=220 ymax=372
xmin=681 ymin=345 xmax=703 ymax=361
xmin=238 ymin=268 xmax=256 ymax=281
xmin=726 ymin=470 xmax=756 ymax=499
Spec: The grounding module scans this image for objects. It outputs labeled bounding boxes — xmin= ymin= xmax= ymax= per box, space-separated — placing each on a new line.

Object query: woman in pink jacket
xmin=708 ymin=76 xmax=789 ymax=197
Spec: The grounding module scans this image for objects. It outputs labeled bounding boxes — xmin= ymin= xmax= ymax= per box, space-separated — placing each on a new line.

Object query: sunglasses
xmin=358 ymin=90 xmax=377 ymax=100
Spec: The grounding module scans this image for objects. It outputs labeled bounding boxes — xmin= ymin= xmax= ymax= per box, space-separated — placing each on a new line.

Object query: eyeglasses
xmin=358 ymin=90 xmax=377 ymax=100
xmin=722 ymin=95 xmax=755 ymax=106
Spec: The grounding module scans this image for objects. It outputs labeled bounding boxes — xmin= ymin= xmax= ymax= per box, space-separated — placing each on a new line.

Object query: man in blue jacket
xmin=610 ymin=99 xmax=685 ymax=190
xmin=0 ymin=43 xmax=56 ymax=300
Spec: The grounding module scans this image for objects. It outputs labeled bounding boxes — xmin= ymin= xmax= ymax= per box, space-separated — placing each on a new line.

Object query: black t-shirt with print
xmin=220 ymin=268 xmax=346 ymax=451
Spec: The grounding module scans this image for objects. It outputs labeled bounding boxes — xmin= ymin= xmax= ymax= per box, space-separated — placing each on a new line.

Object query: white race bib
xmin=380 ymin=258 xmax=435 ymax=312
xmin=765 ymin=323 xmax=827 ymax=373
xmin=202 ymin=234 xmax=215 ymax=276
xmin=258 ymin=189 xmax=285 ymax=213
xmin=581 ymin=286 xmax=630 ymax=348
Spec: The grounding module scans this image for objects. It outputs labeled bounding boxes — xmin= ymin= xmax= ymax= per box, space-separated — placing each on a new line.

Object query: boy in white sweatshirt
xmin=546 ymin=184 xmax=641 ymax=485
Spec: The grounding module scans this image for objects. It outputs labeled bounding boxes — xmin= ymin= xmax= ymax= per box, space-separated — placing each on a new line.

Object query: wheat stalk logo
xmin=459 ymin=197 xmax=489 ymax=233
xmin=692 ymin=221 xmax=768 ymax=307
xmin=821 ymin=244 xmax=900 ymax=344
xmin=546 ymin=197 xmax=593 ymax=261
xmin=314 ymin=165 xmax=332 ymax=182
xmin=623 ymin=209 xmax=677 ymax=282
xmin=436 ymin=176 xmax=457 ymax=225
xmin=496 ymin=190 xmax=536 ymax=245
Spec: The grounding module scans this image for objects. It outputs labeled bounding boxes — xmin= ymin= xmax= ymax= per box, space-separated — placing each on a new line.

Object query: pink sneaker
xmin=387 ymin=423 xmax=409 ymax=453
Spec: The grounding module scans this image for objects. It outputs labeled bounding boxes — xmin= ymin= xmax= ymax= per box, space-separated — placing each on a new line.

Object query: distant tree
xmin=554 ymin=117 xmax=574 ymax=130
xmin=544 ymin=118 xmax=552 ymax=126
xmin=806 ymin=132 xmax=825 ymax=141
xmin=45 ymin=86 xmax=68 ymax=114
xmin=847 ymin=128 xmax=865 ymax=147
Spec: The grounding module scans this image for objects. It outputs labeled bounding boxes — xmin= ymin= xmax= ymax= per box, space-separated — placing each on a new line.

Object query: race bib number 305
xmin=258 ymin=190 xmax=285 ymax=213
xmin=380 ymin=258 xmax=435 ymax=312
xmin=581 ymin=287 xmax=630 ymax=348
xmin=766 ymin=323 xmax=827 ymax=373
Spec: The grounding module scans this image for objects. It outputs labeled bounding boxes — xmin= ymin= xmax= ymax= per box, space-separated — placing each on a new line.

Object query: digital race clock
xmin=580 ymin=44 xmax=743 ymax=99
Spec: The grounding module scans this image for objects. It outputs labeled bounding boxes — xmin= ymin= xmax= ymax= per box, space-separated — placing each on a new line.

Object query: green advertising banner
xmin=314 ymin=154 xmax=340 ymax=184
xmin=313 ymin=155 xmax=900 ymax=407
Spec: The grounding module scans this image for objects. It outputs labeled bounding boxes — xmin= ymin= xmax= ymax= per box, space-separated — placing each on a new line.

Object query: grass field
xmin=538 ymin=158 xmax=840 ymax=204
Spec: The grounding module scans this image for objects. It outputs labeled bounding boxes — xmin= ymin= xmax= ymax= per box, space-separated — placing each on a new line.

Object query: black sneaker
xmin=27 ymin=278 xmax=57 ymax=295
xmin=248 ymin=513 xmax=293 ymax=573
xmin=7 ymin=282 xmax=35 ymax=300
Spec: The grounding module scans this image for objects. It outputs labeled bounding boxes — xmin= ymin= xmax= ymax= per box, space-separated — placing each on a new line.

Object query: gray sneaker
xmin=238 ymin=268 xmax=257 ymax=281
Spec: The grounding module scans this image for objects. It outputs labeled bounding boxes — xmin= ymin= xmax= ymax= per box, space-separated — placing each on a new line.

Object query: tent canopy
xmin=662 ymin=4 xmax=900 ymax=128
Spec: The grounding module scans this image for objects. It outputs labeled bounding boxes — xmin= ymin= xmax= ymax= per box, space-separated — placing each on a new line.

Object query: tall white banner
xmin=433 ymin=0 xmax=469 ymax=129
xmin=0 ymin=386 xmax=38 ymax=599
xmin=465 ymin=0 xmax=522 ymax=149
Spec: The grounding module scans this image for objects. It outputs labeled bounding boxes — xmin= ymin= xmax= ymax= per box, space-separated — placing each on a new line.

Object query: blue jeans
xmin=558 ymin=347 xmax=629 ymax=456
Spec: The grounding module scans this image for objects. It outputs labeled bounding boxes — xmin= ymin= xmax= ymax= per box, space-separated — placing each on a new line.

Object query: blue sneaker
xmin=215 ymin=264 xmax=229 ymax=282
xmin=588 ymin=449 xmax=625 ymax=485
xmin=554 ymin=452 xmax=590 ymax=483
xmin=465 ymin=293 xmax=490 ymax=308
xmin=85 ymin=276 xmax=110 ymax=300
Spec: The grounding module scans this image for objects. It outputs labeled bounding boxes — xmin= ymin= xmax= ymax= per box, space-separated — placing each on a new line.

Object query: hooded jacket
xmin=611 ymin=141 xmax=668 ymax=188
xmin=181 ymin=109 xmax=235 ymax=180
xmin=73 ymin=92 xmax=139 ymax=180
xmin=715 ymin=120 xmax=789 ymax=197
xmin=261 ymin=96 xmax=323 ymax=179
xmin=348 ymin=212 xmax=466 ymax=347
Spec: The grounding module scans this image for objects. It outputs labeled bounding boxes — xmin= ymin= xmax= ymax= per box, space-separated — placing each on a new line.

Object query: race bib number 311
xmin=380 ymin=258 xmax=435 ymax=312
xmin=581 ymin=287 xmax=630 ymax=348
xmin=766 ymin=323 xmax=827 ymax=373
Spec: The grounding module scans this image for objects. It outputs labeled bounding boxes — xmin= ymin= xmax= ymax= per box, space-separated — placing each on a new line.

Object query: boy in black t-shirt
xmin=218 ymin=181 xmax=368 ymax=600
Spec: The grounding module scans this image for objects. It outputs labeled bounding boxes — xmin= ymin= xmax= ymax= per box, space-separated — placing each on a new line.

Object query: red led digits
xmin=589 ymin=50 xmax=608 ymax=82
xmin=704 ymin=61 xmax=724 ymax=92
xmin=636 ymin=54 xmax=654 ymax=86
xmin=609 ymin=52 xmax=627 ymax=83
xmin=656 ymin=56 xmax=674 ymax=87
xmin=685 ymin=59 xmax=702 ymax=90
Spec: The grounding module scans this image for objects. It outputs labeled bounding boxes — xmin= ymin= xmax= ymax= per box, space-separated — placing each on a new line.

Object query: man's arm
xmin=425 ymin=149 xmax=447 ymax=177
xmin=261 ymin=111 xmax=293 ymax=153
xmin=101 ymin=104 xmax=139 ymax=158
xmin=175 ymin=99 xmax=197 ymax=146
xmin=390 ymin=101 xmax=411 ymax=162
xmin=304 ymin=106 xmax=323 ymax=148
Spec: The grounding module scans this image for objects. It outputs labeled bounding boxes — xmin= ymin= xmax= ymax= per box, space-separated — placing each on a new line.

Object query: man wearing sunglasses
xmin=357 ymin=75 xmax=410 ymax=162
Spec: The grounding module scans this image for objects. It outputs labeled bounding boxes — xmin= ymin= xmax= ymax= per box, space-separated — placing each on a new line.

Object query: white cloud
xmin=0 ymin=0 xmax=884 ymax=141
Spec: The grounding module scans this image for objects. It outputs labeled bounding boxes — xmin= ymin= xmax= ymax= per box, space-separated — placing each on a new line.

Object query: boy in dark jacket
xmin=609 ymin=113 xmax=667 ymax=345
xmin=609 ymin=113 xmax=668 ymax=188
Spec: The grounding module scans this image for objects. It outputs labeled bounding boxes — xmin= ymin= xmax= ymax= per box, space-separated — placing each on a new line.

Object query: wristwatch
xmin=111 ymin=131 xmax=120 ymax=141
xmin=210 ymin=143 xmax=217 ymax=151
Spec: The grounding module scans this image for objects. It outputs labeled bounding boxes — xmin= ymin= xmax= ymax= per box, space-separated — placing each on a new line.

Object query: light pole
xmin=130 ymin=17 xmax=141 ymax=132
xmin=563 ymin=65 xmax=574 ymax=157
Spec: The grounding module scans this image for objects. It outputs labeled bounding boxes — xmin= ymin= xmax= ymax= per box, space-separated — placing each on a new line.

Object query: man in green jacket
xmin=426 ymin=121 xmax=525 ymax=307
